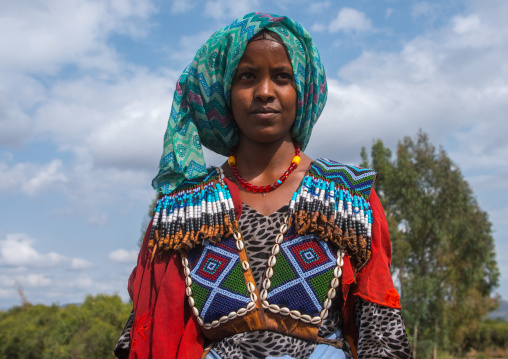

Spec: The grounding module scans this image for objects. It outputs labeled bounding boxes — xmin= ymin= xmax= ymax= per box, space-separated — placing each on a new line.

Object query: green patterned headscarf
xmin=152 ymin=12 xmax=327 ymax=193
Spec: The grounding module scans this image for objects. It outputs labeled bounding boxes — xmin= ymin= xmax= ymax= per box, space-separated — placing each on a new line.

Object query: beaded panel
xmin=148 ymin=167 xmax=239 ymax=253
xmin=267 ymin=231 xmax=335 ymax=316
xmin=288 ymin=159 xmax=376 ymax=269
xmin=185 ymin=235 xmax=253 ymax=325
xmin=310 ymin=158 xmax=376 ymax=198
xmin=260 ymin=224 xmax=344 ymax=324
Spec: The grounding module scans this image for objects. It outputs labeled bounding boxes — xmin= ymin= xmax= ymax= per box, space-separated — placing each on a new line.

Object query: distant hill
xmin=490 ymin=299 xmax=508 ymax=320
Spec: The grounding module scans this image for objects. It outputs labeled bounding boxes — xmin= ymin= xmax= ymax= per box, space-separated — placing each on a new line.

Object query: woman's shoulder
xmin=150 ymin=165 xmax=238 ymax=252
xmin=172 ymin=166 xmax=222 ymax=192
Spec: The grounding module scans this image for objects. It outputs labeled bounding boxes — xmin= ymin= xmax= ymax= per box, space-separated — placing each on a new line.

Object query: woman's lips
xmin=250 ymin=107 xmax=281 ymax=119
xmin=250 ymin=106 xmax=281 ymax=114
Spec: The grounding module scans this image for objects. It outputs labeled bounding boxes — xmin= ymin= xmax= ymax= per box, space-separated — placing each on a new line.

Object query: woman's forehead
xmin=238 ymin=40 xmax=292 ymax=66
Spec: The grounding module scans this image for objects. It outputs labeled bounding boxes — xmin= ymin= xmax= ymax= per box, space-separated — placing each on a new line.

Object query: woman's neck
xmin=223 ymin=134 xmax=313 ymax=216
xmin=234 ymin=137 xmax=295 ymax=180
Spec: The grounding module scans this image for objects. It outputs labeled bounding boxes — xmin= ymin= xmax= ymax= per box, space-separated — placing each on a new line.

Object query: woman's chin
xmin=239 ymin=129 xmax=292 ymax=145
xmin=237 ymin=123 xmax=294 ymax=144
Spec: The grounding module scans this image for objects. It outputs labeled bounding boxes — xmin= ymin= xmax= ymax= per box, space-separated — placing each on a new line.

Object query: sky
xmin=1 ymin=0 xmax=507 ymax=310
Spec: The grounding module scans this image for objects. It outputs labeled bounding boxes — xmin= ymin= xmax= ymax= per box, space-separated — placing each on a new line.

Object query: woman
xmin=115 ymin=12 xmax=413 ymax=359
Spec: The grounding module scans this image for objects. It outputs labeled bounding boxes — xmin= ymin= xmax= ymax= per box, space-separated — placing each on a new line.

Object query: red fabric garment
xmin=128 ymin=221 xmax=204 ymax=359
xmin=341 ymin=189 xmax=400 ymax=352
xmin=127 ymin=177 xmax=241 ymax=359
xmin=225 ymin=177 xmax=243 ymax=220
xmin=353 ymin=189 xmax=400 ymax=308
xmin=127 ymin=183 xmax=398 ymax=358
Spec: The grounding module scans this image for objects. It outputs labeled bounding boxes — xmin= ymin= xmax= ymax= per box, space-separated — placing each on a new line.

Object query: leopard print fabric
xmin=354 ymin=298 xmax=414 ymax=359
xmin=114 ymin=310 xmax=134 ymax=359
xmin=211 ymin=204 xmax=348 ymax=359
xmin=238 ymin=204 xmax=343 ymax=338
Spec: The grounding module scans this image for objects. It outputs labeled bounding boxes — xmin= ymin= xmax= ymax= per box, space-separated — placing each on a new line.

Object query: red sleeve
xmin=224 ymin=176 xmax=243 ymax=220
xmin=341 ymin=189 xmax=400 ymax=356
xmin=126 ymin=178 xmax=242 ymax=359
xmin=352 ymin=189 xmax=400 ymax=308
xmin=128 ymin=221 xmax=205 ymax=359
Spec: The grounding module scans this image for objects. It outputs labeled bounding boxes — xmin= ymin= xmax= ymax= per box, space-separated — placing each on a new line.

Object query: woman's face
xmin=231 ymin=38 xmax=297 ymax=145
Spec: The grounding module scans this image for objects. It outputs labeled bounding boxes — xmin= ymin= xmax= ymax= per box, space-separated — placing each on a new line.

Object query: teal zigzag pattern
xmin=310 ymin=158 xmax=377 ymax=198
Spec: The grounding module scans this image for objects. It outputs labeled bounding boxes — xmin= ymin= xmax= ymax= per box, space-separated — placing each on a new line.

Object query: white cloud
xmin=386 ymin=8 xmax=394 ymax=18
xmin=0 ymin=233 xmax=91 ymax=270
xmin=34 ymin=70 xmax=174 ymax=171
xmin=0 ymin=73 xmax=47 ymax=146
xmin=329 ymin=7 xmax=372 ymax=33
xmin=22 ymin=160 xmax=68 ymax=195
xmin=0 ymin=0 xmax=154 ymax=75
xmin=0 ymin=1 xmax=215 ymax=222
xmin=311 ymin=23 xmax=326 ymax=33
xmin=308 ymin=1 xmax=331 ymax=14
xmin=25 ymin=274 xmax=53 ymax=287
xmin=0 ymin=270 xmax=128 ymax=308
xmin=0 ymin=288 xmax=17 ymax=300
xmin=0 ymin=102 xmax=33 ymax=147
xmin=172 ymin=0 xmax=195 ymax=13
xmin=452 ymin=14 xmax=481 ymax=34
xmin=412 ymin=2 xmax=434 ymax=18
xmin=306 ymin=1 xmax=508 ymax=300
xmin=71 ymin=258 xmax=93 ymax=270
xmin=71 ymin=275 xmax=95 ymax=289
xmin=0 ymin=160 xmax=67 ymax=195
xmin=308 ymin=0 xmax=508 ymax=177
xmin=1 ymin=0 xmax=507 ymax=307
xmin=0 ymin=66 xmax=173 ymax=215
xmin=109 ymin=249 xmax=138 ymax=263
xmin=86 ymin=212 xmax=110 ymax=227
xmin=0 ymin=233 xmax=66 ymax=267
xmin=0 ymin=0 xmax=168 ymax=193
xmin=171 ymin=30 xmax=217 ymax=65
xmin=0 ymin=274 xmax=52 ymax=289
xmin=204 ymin=0 xmax=260 ymax=21
xmin=60 ymin=159 xmax=153 ymax=214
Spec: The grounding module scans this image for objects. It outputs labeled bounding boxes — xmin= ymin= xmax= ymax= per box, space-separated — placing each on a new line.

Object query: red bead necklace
xmin=228 ymin=144 xmax=301 ymax=193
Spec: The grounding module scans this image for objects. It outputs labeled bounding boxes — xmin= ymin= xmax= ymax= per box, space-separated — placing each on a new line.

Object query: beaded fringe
xmin=148 ymin=168 xmax=239 ymax=257
xmin=148 ymin=168 xmax=372 ymax=270
xmin=288 ymin=173 xmax=372 ymax=270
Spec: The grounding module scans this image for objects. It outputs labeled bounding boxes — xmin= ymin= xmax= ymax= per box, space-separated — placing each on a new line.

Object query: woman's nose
xmin=254 ymin=77 xmax=275 ymax=101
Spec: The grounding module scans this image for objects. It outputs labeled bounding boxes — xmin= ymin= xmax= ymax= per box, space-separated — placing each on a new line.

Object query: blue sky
xmin=1 ymin=0 xmax=507 ymax=309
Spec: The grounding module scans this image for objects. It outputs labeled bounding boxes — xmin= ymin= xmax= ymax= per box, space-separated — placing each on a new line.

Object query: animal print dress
xmin=114 ymin=204 xmax=413 ymax=359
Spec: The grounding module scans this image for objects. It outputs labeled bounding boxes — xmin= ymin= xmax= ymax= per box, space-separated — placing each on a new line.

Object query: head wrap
xmin=153 ymin=12 xmax=327 ymax=193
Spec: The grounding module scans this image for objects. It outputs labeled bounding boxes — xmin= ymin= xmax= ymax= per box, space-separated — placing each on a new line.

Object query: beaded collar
xmin=148 ymin=159 xmax=376 ymax=270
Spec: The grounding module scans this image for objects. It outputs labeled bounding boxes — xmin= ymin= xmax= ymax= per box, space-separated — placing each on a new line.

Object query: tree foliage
xmin=138 ymin=193 xmax=159 ymax=247
xmin=0 ymin=294 xmax=131 ymax=359
xmin=463 ymin=319 xmax=508 ymax=353
xmin=361 ymin=131 xmax=499 ymax=356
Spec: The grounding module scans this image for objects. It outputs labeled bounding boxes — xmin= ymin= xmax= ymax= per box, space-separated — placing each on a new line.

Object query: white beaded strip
xmin=260 ymin=218 xmax=346 ymax=324
xmin=181 ymin=230 xmax=257 ymax=329
xmin=259 ymin=216 xmax=290 ymax=303
xmin=235 ymin=229 xmax=257 ymax=316
xmin=319 ymin=250 xmax=345 ymax=320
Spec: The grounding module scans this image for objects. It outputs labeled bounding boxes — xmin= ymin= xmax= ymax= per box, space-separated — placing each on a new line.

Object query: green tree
xmin=0 ymin=294 xmax=132 ymax=359
xmin=138 ymin=192 xmax=159 ymax=247
xmin=361 ymin=131 xmax=499 ymax=357
xmin=462 ymin=318 xmax=508 ymax=353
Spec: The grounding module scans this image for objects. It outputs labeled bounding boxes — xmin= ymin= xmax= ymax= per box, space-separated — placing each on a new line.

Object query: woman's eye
xmin=276 ymin=72 xmax=293 ymax=81
xmin=238 ymin=72 xmax=254 ymax=80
